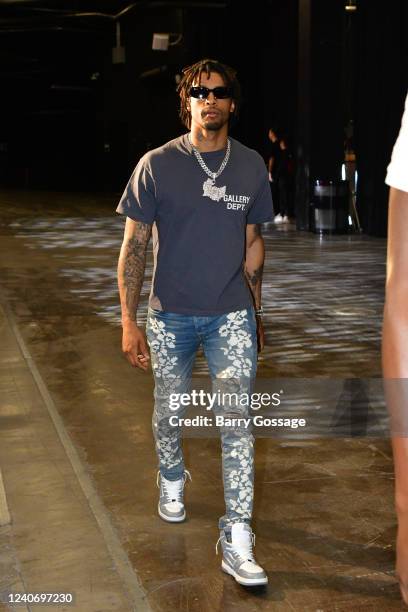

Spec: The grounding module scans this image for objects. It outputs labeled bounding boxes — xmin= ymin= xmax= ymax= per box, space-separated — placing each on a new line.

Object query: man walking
xmin=116 ymin=58 xmax=272 ymax=586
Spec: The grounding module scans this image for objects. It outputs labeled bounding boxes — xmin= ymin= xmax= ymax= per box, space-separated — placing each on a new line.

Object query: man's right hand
xmin=121 ymin=321 xmax=150 ymax=371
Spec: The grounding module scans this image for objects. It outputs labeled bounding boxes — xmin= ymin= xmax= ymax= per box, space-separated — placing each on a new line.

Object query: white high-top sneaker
xmin=157 ymin=470 xmax=191 ymax=523
xmin=216 ymin=523 xmax=268 ymax=586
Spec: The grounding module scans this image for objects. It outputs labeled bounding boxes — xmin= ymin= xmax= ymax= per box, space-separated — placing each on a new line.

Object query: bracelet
xmin=255 ymin=306 xmax=264 ymax=317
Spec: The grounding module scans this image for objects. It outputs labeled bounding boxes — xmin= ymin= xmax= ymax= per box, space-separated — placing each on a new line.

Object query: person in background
xmin=382 ymin=91 xmax=408 ymax=606
xmin=267 ymin=126 xmax=282 ymax=223
xmin=275 ymin=133 xmax=295 ymax=225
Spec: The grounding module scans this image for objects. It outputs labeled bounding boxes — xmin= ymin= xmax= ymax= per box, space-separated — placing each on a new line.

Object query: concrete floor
xmin=0 ymin=190 xmax=404 ymax=611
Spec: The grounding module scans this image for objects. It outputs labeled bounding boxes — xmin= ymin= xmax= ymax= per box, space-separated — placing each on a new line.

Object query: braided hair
xmin=177 ymin=58 xmax=241 ymax=130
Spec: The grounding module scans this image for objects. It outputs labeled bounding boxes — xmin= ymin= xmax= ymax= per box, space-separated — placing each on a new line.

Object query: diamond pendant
xmin=202 ymin=177 xmax=226 ymax=202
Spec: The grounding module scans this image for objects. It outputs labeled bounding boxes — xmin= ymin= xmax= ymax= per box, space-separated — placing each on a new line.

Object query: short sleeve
xmin=386 ymin=93 xmax=408 ymax=193
xmin=116 ymin=155 xmax=158 ymax=224
xmin=246 ymin=165 xmax=273 ymax=224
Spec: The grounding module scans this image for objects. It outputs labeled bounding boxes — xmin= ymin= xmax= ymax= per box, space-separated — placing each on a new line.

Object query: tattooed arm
xmin=245 ymin=223 xmax=265 ymax=352
xmin=245 ymin=224 xmax=264 ymax=310
xmin=117 ymin=218 xmax=152 ymax=370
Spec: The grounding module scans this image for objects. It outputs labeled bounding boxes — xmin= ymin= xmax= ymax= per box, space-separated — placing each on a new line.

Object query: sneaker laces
xmin=156 ymin=469 xmax=192 ymax=503
xmin=216 ymin=527 xmax=256 ymax=563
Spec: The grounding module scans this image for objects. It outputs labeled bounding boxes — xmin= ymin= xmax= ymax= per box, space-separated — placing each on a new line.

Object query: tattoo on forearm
xmin=120 ymin=222 xmax=151 ymax=321
xmin=245 ymin=226 xmax=264 ymax=307
xmin=245 ymin=264 xmax=264 ymax=289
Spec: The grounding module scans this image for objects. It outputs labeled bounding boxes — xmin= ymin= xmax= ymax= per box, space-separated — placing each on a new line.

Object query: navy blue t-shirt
xmin=116 ymin=133 xmax=273 ymax=315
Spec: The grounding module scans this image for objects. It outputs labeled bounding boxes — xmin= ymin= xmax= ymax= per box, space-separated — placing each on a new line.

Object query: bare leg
xmin=382 ymin=187 xmax=408 ymax=604
xmin=391 ymin=438 xmax=408 ymax=603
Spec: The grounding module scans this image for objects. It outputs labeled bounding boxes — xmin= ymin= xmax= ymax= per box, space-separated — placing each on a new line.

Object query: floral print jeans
xmin=146 ymin=307 xmax=258 ymax=530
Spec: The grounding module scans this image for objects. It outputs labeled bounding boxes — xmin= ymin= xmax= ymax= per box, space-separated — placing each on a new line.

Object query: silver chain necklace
xmin=188 ymin=133 xmax=231 ymax=202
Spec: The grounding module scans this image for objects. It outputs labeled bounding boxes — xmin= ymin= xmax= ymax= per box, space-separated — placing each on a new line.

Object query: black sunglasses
xmin=189 ymin=86 xmax=232 ymax=100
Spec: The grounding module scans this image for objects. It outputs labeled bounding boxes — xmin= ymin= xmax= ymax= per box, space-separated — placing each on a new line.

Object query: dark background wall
xmin=0 ymin=0 xmax=406 ymax=236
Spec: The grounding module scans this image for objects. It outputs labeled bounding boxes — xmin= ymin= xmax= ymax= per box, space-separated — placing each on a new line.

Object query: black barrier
xmin=310 ymin=179 xmax=349 ymax=234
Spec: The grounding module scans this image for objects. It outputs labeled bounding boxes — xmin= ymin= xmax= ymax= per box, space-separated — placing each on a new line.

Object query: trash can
xmin=310 ymin=180 xmax=349 ymax=234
